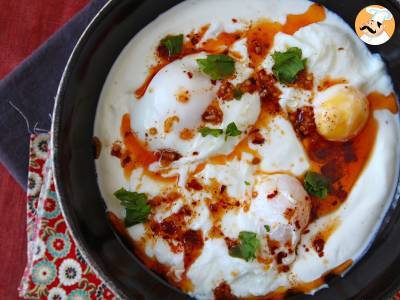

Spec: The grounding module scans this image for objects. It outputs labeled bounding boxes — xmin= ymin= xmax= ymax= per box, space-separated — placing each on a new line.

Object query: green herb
xmin=264 ymin=225 xmax=270 ymax=232
xmin=197 ymin=54 xmax=235 ymax=80
xmin=233 ymin=88 xmax=243 ymax=100
xmin=272 ymin=47 xmax=306 ymax=83
xmin=244 ymin=181 xmax=251 ymax=186
xmin=198 ymin=127 xmax=224 ymax=138
xmin=160 ymin=34 xmax=184 ymax=57
xmin=114 ymin=188 xmax=151 ymax=227
xmin=304 ymin=171 xmax=329 ymax=199
xmin=225 ymin=122 xmax=242 ymax=140
xmin=229 ymin=231 xmax=260 ymax=262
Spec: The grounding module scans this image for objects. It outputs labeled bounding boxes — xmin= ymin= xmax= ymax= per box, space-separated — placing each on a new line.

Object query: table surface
xmin=0 ymin=1 xmax=89 ymax=299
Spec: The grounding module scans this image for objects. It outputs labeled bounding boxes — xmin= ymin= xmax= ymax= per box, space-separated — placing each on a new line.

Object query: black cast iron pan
xmin=52 ymin=0 xmax=400 ymax=299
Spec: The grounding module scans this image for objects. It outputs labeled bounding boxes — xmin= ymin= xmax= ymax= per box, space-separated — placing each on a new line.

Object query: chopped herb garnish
xmin=233 ymin=88 xmax=243 ymax=100
xmin=160 ymin=34 xmax=184 ymax=57
xmin=199 ymin=122 xmax=242 ymax=140
xmin=272 ymin=47 xmax=306 ymax=84
xmin=114 ymin=188 xmax=151 ymax=227
xmin=264 ymin=225 xmax=270 ymax=232
xmin=229 ymin=231 xmax=260 ymax=262
xmin=198 ymin=127 xmax=224 ymax=137
xmin=304 ymin=171 xmax=330 ymax=199
xmin=244 ymin=181 xmax=251 ymax=186
xmin=197 ymin=54 xmax=235 ymax=80
xmin=225 ymin=122 xmax=242 ymax=140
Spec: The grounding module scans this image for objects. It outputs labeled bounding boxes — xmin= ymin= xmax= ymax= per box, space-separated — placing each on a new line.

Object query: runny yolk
xmin=304 ymin=92 xmax=398 ymax=218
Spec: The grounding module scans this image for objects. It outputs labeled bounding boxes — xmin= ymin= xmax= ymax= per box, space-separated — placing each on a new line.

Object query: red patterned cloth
xmin=19 ymin=134 xmax=116 ymax=300
xmin=0 ymin=1 xmax=90 ymax=298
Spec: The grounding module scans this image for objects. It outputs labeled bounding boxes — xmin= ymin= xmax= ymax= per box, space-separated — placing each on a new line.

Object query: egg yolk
xmin=313 ymin=85 xmax=369 ymax=142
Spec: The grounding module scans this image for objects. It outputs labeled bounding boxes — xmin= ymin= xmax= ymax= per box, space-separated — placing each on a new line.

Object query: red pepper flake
xmin=183 ymin=230 xmax=204 ymax=269
xmin=267 ymin=238 xmax=280 ymax=255
xmin=276 ymin=251 xmax=288 ymax=264
xmin=287 ymin=70 xmax=314 ymax=91
xmin=251 ymin=131 xmax=265 ymax=145
xmin=312 ymin=237 xmax=325 ymax=257
xmin=214 ymin=282 xmax=237 ymax=300
xmin=220 ymin=185 xmax=227 ymax=194
xmin=295 ymin=220 xmax=301 ymax=229
xmin=202 ymin=101 xmax=224 ymax=125
xmin=239 ymin=76 xmax=258 ymax=94
xmin=187 ymin=71 xmax=193 ymax=79
xmin=111 ymin=142 xmax=122 ymax=158
xmin=121 ymin=156 xmax=131 ymax=167
xmin=279 ymin=265 xmax=290 ymax=272
xmin=284 ymin=207 xmax=295 ymax=220
xmin=186 ymin=178 xmax=203 ymax=191
xmin=156 ymin=149 xmax=182 ymax=167
xmin=267 ymin=190 xmax=278 ymax=199
xmin=156 ymin=44 xmax=170 ymax=61
xmin=224 ymin=237 xmax=238 ymax=249
xmin=291 ymin=106 xmax=316 ymax=138
xmin=217 ymin=81 xmax=235 ymax=101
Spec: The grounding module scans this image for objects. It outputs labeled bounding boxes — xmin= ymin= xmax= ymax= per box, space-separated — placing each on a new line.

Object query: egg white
xmin=132 ymin=52 xmax=261 ymax=167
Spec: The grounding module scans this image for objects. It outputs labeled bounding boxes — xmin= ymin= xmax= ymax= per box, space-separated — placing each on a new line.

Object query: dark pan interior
xmin=52 ymin=0 xmax=400 ymax=299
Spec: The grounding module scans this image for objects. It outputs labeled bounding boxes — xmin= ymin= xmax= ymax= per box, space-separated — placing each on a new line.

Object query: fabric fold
xmin=19 ymin=133 xmax=116 ymax=300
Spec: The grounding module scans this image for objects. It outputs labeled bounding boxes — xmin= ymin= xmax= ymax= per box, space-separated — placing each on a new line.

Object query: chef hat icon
xmin=366 ymin=6 xmax=393 ymax=24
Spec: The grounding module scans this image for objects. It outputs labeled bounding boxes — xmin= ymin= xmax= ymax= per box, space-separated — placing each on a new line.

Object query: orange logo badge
xmin=355 ymin=5 xmax=395 ymax=45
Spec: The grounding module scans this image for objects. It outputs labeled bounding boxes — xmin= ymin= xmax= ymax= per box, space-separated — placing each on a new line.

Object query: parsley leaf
xmin=229 ymin=231 xmax=260 ymax=262
xmin=272 ymin=47 xmax=306 ymax=84
xmin=264 ymin=225 xmax=270 ymax=232
xmin=198 ymin=127 xmax=224 ymax=137
xmin=197 ymin=55 xmax=235 ymax=80
xmin=160 ymin=34 xmax=184 ymax=57
xmin=225 ymin=122 xmax=242 ymax=140
xmin=233 ymin=88 xmax=243 ymax=100
xmin=244 ymin=181 xmax=250 ymax=186
xmin=114 ymin=188 xmax=151 ymax=227
xmin=304 ymin=171 xmax=330 ymax=199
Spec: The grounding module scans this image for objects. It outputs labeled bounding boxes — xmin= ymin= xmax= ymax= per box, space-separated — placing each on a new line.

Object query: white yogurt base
xmin=94 ymin=0 xmax=400 ymax=298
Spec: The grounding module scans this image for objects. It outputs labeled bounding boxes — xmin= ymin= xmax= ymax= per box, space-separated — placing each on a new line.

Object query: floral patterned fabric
xmin=19 ymin=134 xmax=116 ymax=300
